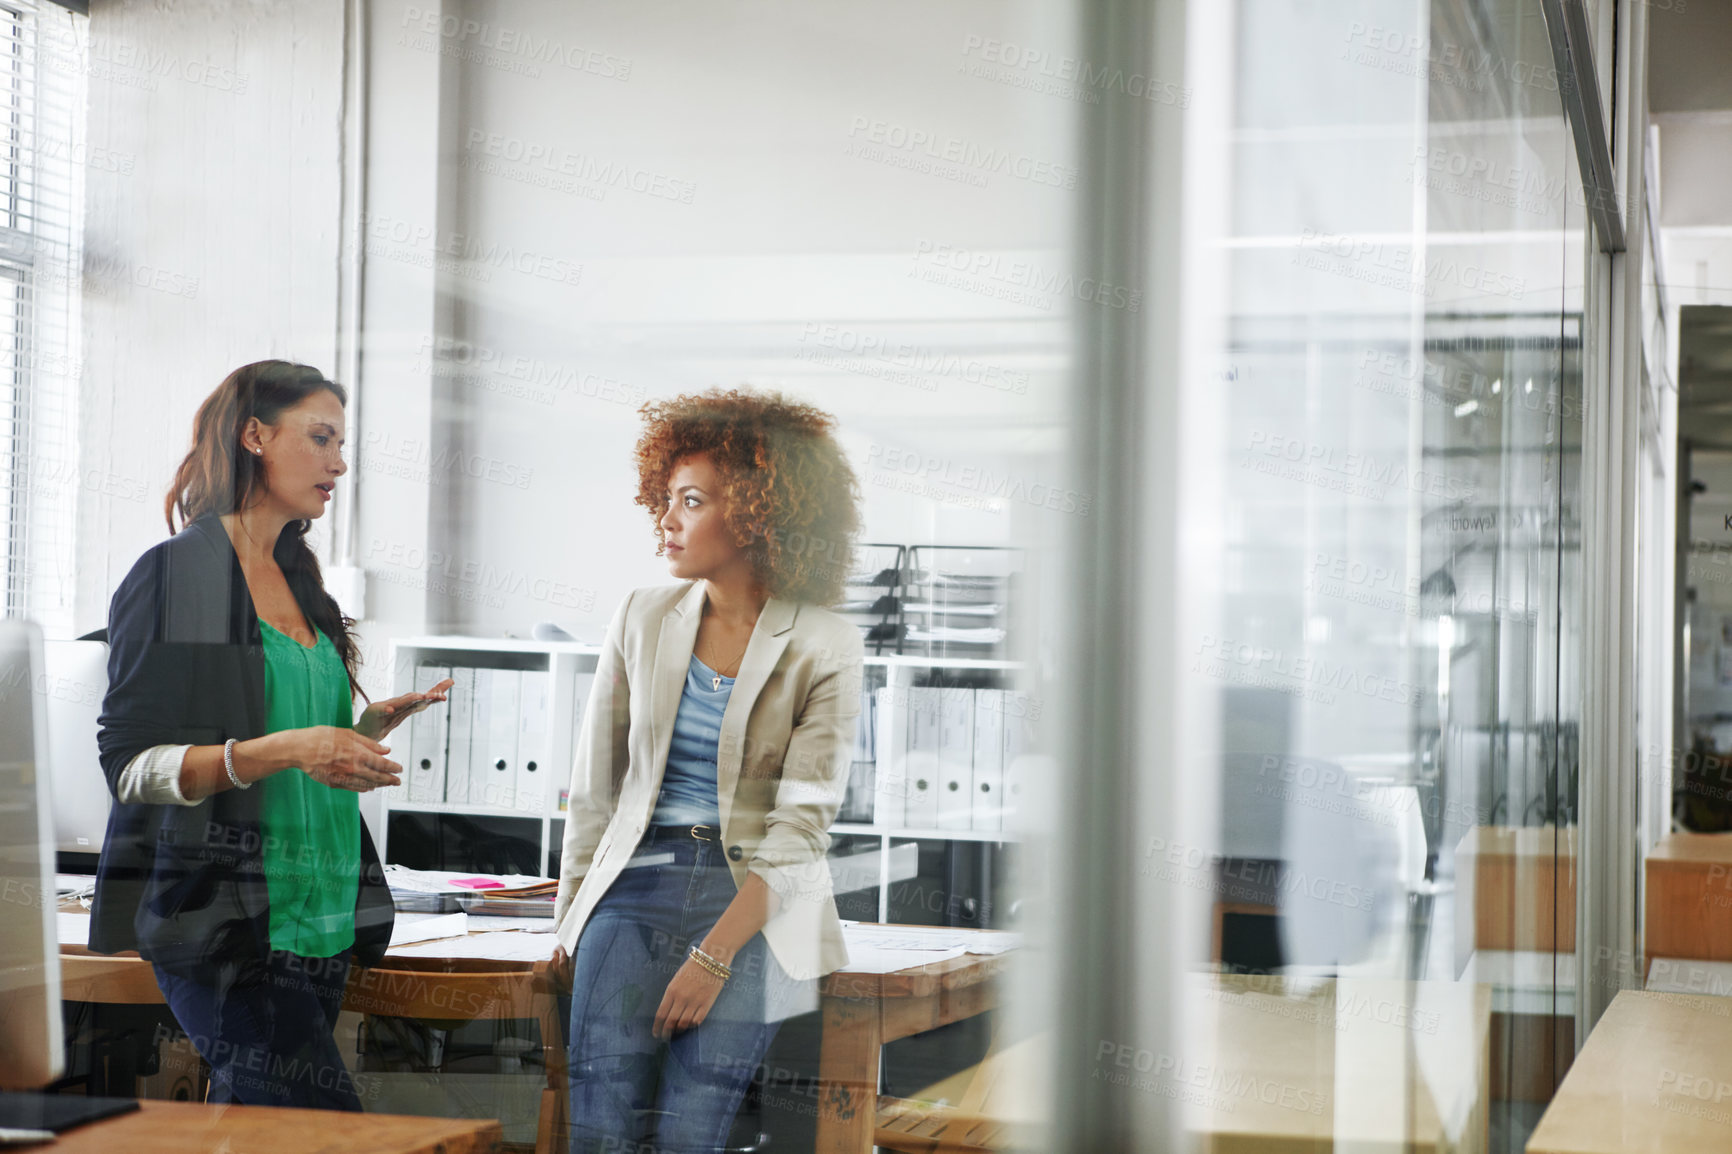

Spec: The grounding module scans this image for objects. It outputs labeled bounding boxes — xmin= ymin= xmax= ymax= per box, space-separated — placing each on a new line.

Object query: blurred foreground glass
xmin=350 ymin=1 xmax=1081 ymax=1150
xmin=1187 ymin=1 xmax=1585 ymax=1150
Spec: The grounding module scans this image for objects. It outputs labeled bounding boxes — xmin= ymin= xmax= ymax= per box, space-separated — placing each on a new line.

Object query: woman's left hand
xmin=356 ymin=678 xmax=454 ymax=740
xmin=652 ymin=956 xmax=727 ymax=1039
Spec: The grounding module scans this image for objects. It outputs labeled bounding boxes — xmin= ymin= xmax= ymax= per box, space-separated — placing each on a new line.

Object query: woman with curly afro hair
xmin=552 ymin=387 xmax=866 ymax=1153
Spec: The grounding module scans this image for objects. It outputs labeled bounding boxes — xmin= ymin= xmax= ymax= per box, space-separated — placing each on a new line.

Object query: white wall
xmin=354 ymin=0 xmax=1079 ymax=646
xmin=75 ymin=0 xmax=346 ymax=632
xmin=73 ymin=0 xmax=1083 ymax=702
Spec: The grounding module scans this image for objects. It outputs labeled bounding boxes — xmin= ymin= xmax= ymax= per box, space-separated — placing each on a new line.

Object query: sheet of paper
xmin=56 ymin=873 xmax=96 ymax=897
xmin=843 ymin=923 xmax=1021 ymax=955
xmin=57 ymin=911 xmax=90 ymax=947
xmin=383 ymin=866 xmax=551 ymax=894
xmin=387 ymin=930 xmax=560 ymax=962
xmin=389 ymin=910 xmax=469 ymax=947
xmin=839 ymin=944 xmax=969 ymax=974
xmin=464 ymin=915 xmax=557 ymax=934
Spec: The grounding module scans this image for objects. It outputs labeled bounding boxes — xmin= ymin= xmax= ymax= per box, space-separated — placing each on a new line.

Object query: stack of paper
xmin=389 ymin=931 xmax=560 ymax=962
xmin=839 ymin=922 xmax=1021 ymax=974
xmin=385 ymin=866 xmax=555 ymax=912
xmin=389 ymin=910 xmax=469 ymax=947
xmin=384 ymin=866 xmax=553 ymax=894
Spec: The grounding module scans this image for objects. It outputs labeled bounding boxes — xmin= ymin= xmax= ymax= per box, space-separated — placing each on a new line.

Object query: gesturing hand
xmin=295 ymin=725 xmax=401 ymax=793
xmin=356 ymin=678 xmax=454 ymax=741
xmin=652 ymin=957 xmax=726 ymax=1039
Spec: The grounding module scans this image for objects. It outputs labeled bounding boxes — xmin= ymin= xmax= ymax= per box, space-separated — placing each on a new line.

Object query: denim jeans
xmin=153 ymin=947 xmax=360 ymax=1110
xmin=567 ymin=826 xmax=810 ymax=1154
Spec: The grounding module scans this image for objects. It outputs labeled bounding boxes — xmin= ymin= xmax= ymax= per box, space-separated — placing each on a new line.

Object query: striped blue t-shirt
xmin=649 ymin=654 xmax=733 ymax=826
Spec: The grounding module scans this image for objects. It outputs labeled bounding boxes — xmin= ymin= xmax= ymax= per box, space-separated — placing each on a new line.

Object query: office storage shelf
xmin=377 ymin=634 xmax=1038 ymax=918
xmin=377 ymin=637 xmax=603 ymax=875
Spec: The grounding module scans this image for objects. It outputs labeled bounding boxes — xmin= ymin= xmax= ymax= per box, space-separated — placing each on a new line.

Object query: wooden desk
xmin=1455 ymin=827 xmax=1578 ymax=1101
xmin=58 ymin=919 xmax=561 ymax=1153
xmin=813 ymin=939 xmax=1012 ymax=1154
xmin=1187 ymin=975 xmax=1492 ymax=1153
xmin=1456 ymin=826 xmax=1577 ymax=956
xmin=848 ymin=973 xmax=1496 ymax=1152
xmin=45 ymin=1098 xmax=500 ymax=1153
xmin=1645 ymin=833 xmax=1732 ymax=972
xmin=1526 ymin=989 xmax=1732 ymax=1153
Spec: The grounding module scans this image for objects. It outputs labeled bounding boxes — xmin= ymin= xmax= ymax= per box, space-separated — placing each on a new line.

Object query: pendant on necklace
xmin=712 ymin=675 xmax=722 ymax=691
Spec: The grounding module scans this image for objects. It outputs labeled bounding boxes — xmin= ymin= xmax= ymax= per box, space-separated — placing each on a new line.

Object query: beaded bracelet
xmin=223 ymin=738 xmax=250 ymax=790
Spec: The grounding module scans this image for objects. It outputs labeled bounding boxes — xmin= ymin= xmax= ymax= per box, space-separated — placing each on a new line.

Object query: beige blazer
xmin=552 ymin=580 xmax=864 ymax=980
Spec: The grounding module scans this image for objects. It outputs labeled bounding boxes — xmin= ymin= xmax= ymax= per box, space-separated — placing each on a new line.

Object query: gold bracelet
xmin=688 ymin=944 xmax=731 ymax=981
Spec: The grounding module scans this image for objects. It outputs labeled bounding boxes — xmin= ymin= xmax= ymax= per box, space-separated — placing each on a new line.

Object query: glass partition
xmin=1195 ymin=0 xmax=1584 ymax=1146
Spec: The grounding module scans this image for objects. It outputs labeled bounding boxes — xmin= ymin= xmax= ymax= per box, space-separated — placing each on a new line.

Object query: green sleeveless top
xmin=257 ymin=618 xmax=361 ymax=956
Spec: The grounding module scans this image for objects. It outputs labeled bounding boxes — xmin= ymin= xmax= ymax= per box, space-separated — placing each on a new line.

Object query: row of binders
xmin=397 ymin=664 xmax=594 ymax=815
xmin=860 ymin=685 xmax=1036 ymax=832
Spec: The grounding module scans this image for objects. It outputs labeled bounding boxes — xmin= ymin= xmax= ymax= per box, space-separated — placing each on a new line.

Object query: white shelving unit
xmin=378 ymin=636 xmax=602 ymax=874
xmin=377 ymin=636 xmax=1026 ymax=921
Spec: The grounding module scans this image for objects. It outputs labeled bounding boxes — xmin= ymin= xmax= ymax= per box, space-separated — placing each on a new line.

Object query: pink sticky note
xmin=450 ymin=877 xmax=505 ymax=890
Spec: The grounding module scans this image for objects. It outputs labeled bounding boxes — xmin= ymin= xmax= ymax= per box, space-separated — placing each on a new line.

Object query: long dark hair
xmin=166 ymin=360 xmax=363 ymax=697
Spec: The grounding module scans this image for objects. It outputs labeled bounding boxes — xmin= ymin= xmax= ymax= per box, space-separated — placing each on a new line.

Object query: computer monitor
xmin=42 ymin=639 xmax=110 ymax=855
xmin=0 ymin=619 xmax=65 ymax=1088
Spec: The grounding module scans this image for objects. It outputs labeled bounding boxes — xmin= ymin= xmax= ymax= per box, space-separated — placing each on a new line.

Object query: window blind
xmin=0 ymin=0 xmax=85 ymax=634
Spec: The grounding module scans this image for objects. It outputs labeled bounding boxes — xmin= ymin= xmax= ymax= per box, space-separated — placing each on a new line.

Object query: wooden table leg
xmin=816 ymin=995 xmax=883 ymax=1154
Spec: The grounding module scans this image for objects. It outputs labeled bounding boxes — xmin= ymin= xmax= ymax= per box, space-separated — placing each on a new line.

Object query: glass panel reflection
xmin=1200 ymin=0 xmax=1584 ymax=1147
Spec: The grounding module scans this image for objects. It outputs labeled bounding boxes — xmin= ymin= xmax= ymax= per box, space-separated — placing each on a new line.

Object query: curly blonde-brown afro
xmin=633 ymin=387 xmax=862 ymax=605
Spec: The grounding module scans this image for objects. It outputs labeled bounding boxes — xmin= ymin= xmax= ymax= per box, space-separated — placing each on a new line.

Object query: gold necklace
xmin=699 ymin=631 xmax=749 ymax=690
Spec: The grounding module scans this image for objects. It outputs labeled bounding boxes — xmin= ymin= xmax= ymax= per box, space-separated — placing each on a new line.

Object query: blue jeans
xmin=153 ymin=948 xmax=361 ymax=1110
xmin=567 ymin=827 xmax=810 ymax=1154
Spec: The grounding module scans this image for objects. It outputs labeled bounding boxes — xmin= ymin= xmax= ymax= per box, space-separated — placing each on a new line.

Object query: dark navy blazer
xmin=90 ymin=514 xmax=394 ymax=982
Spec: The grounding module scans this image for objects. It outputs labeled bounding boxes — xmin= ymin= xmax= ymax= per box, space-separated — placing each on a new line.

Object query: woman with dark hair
xmin=89 ymin=359 xmax=451 ymax=1110
xmin=553 ymin=387 xmax=865 ymax=1154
